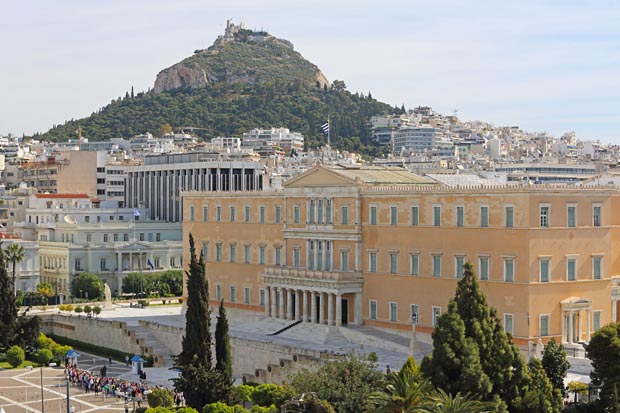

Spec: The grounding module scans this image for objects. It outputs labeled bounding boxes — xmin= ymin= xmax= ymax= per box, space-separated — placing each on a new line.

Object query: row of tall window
xmin=368 ymin=203 xmax=603 ymax=228
xmin=203 ymin=242 xmax=282 ymax=266
xmin=366 ymin=252 xmax=604 ymax=282
xmin=214 ymin=284 xmax=266 ymax=306
xmin=190 ymin=204 xmax=281 ymax=224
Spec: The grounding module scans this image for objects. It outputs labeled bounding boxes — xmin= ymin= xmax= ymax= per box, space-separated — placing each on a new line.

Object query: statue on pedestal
xmin=104 ymin=282 xmax=113 ymax=309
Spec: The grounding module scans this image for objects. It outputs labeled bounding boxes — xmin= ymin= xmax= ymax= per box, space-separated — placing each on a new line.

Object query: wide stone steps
xmin=127 ymin=325 xmax=173 ymax=367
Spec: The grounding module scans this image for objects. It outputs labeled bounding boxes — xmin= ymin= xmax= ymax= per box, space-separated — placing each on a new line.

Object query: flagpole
xmin=327 ymin=115 xmax=330 ymax=149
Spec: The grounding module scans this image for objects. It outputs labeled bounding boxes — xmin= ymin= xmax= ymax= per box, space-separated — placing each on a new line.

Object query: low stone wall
xmin=42 ymin=314 xmax=139 ymax=354
xmin=139 ymin=320 xmax=341 ymax=384
xmin=41 ymin=314 xmax=167 ymax=366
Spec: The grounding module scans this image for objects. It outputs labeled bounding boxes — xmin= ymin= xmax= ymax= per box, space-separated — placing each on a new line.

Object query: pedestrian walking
xmin=109 ymin=355 xmax=112 ymax=366
xmin=125 ymin=355 xmax=129 ymax=366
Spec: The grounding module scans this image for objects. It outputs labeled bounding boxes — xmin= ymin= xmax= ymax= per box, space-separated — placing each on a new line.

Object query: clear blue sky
xmin=1 ymin=0 xmax=618 ymax=143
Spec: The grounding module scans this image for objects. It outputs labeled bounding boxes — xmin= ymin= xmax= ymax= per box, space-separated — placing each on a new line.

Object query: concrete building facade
xmin=183 ymin=165 xmax=620 ymax=347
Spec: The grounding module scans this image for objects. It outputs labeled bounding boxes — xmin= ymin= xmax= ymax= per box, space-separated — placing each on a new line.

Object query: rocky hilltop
xmin=154 ymin=21 xmax=330 ymax=93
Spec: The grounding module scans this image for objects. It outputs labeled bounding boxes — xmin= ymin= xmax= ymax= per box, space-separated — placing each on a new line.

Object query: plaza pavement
xmin=0 ymin=352 xmax=138 ymax=413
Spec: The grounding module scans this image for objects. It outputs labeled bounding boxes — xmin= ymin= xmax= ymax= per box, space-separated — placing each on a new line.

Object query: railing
xmin=360 ymin=183 xmax=618 ymax=193
xmin=264 ymin=266 xmax=363 ymax=282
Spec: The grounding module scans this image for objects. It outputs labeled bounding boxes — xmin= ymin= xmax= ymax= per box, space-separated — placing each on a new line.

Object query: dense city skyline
xmin=1 ymin=0 xmax=618 ymax=143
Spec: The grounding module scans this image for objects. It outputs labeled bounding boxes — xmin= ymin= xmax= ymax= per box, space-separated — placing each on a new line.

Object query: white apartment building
xmin=242 ymin=128 xmax=304 ymax=151
xmin=1 ymin=240 xmax=40 ymax=293
xmin=393 ymin=126 xmax=444 ymax=154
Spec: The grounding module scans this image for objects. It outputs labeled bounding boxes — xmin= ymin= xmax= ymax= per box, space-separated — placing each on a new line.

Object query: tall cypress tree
xmin=453 ymin=262 xmax=528 ymax=410
xmin=174 ymin=234 xmax=215 ymax=409
xmin=177 ymin=233 xmax=211 ymax=369
xmin=0 ymin=244 xmax=18 ymax=349
xmin=421 ymin=301 xmax=492 ymax=398
xmin=215 ymin=299 xmax=233 ymax=384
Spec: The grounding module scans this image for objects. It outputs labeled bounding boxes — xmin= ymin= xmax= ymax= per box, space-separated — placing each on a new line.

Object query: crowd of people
xmin=64 ymin=361 xmax=150 ymax=406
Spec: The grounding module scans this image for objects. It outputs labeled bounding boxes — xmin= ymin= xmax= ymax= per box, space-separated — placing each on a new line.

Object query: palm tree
xmin=5 ymin=242 xmax=25 ymax=296
xmin=371 ymin=369 xmax=435 ymax=413
xmin=431 ymin=389 xmax=490 ymax=413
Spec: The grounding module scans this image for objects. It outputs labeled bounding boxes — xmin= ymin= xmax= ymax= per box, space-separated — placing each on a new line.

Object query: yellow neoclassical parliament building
xmin=182 ymin=165 xmax=620 ymax=346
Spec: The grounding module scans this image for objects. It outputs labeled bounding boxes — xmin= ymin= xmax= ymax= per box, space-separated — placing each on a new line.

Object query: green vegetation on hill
xmin=38 ymin=82 xmax=399 ymax=157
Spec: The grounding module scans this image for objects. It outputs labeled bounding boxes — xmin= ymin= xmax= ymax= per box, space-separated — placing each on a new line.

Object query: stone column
xmin=560 ymin=311 xmax=565 ymax=343
xmin=586 ymin=309 xmax=591 ymax=341
xmin=117 ymin=252 xmax=122 ymax=271
xmin=302 ymin=291 xmax=309 ymax=322
xmin=264 ymin=287 xmax=271 ymax=317
xmin=286 ymin=289 xmax=293 ymax=320
xmin=271 ymin=287 xmax=277 ymax=318
xmin=295 ymin=290 xmax=301 ymax=321
xmin=310 ymin=291 xmax=317 ymax=323
xmin=279 ymin=288 xmax=285 ymax=320
xmin=613 ymin=300 xmax=618 ymax=323
xmin=354 ymin=292 xmax=363 ymax=325
xmin=568 ymin=311 xmax=574 ymax=344
xmin=577 ymin=311 xmax=582 ymax=342
xmin=327 ymin=293 xmax=334 ymax=326
xmin=319 ymin=292 xmax=325 ymax=325
xmin=335 ymin=294 xmax=343 ymax=327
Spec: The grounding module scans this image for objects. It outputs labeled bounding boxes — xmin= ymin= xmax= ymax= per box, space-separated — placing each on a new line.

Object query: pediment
xmin=284 ymin=165 xmax=357 ymax=188
xmin=116 ymin=241 xmax=153 ymax=251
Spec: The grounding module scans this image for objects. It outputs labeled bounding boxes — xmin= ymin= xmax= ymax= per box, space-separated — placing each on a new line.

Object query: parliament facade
xmin=182 ymin=165 xmax=620 ymax=345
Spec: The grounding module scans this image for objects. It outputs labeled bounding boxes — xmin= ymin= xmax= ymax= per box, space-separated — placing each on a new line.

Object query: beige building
xmin=182 ymin=165 xmax=620 ymax=346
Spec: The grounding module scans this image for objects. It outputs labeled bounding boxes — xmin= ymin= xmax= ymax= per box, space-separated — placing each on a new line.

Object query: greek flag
xmin=147 ymin=258 xmax=155 ymax=270
xmin=134 ymin=209 xmax=141 ymax=217
xmin=321 ymin=121 xmax=329 ymax=135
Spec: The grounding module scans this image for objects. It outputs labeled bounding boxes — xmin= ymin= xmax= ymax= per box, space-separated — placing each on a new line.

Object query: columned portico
xmin=263 ymin=266 xmax=364 ymax=326
xmin=560 ymin=297 xmax=592 ymax=344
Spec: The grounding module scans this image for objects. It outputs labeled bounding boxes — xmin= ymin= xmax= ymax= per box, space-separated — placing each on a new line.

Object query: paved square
xmin=0 ymin=354 xmax=141 ymax=413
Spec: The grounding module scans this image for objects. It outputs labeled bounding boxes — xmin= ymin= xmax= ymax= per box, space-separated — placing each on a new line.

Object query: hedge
xmin=48 ymin=334 xmax=154 ymax=367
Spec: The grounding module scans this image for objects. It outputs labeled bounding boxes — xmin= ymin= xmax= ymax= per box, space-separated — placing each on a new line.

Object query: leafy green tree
xmin=518 ymin=358 xmax=562 ymax=413
xmin=5 ymin=242 xmax=25 ymax=296
xmin=586 ymin=322 xmax=620 ymax=410
xmin=6 ymin=345 xmax=25 ymax=367
xmin=289 ymin=352 xmax=383 ymax=413
xmin=231 ymin=385 xmax=254 ymax=407
xmin=215 ymin=299 xmax=233 ymax=385
xmin=156 ymin=123 xmax=174 ymax=137
xmin=93 ymin=306 xmax=101 ymax=317
xmin=36 ymin=282 xmax=54 ymax=297
xmin=147 ymin=388 xmax=175 ymax=408
xmin=71 ymin=272 xmax=104 ymax=299
xmin=83 ymin=305 xmax=92 ymax=315
xmin=431 ymin=389 xmax=491 ymax=413
xmin=74 ymin=306 xmax=83 ymax=316
xmin=541 ymin=338 xmax=570 ymax=398
xmin=421 ymin=301 xmax=492 ymax=399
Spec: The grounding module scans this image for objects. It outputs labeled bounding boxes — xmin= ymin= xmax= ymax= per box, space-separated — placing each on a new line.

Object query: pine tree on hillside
xmin=421 ymin=301 xmax=492 ymax=398
xmin=177 ymin=233 xmax=211 ymax=369
xmin=0 ymin=244 xmax=18 ymax=349
xmin=215 ymin=299 xmax=233 ymax=385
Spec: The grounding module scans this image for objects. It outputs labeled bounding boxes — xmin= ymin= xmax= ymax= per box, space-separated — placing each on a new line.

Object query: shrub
xmin=74 ymin=306 xmax=83 ymax=315
xmin=249 ymin=406 xmax=276 ymax=413
xmin=6 ymin=346 xmax=25 ymax=367
xmin=36 ymin=349 xmax=53 ymax=365
xmin=251 ymin=384 xmax=293 ymax=407
xmin=93 ymin=306 xmax=102 ymax=317
xmin=233 ymin=406 xmax=249 ymax=413
xmin=179 ymin=298 xmax=183 ymax=304
xmin=59 ymin=304 xmax=66 ymax=311
xmin=176 ymin=408 xmax=199 ymax=413
xmin=202 ymin=402 xmax=234 ymax=413
xmin=231 ymin=385 xmax=255 ymax=405
xmin=147 ymin=388 xmax=174 ymax=408
xmin=83 ymin=305 xmax=92 ymax=315
xmin=66 ymin=304 xmax=74 ymax=312
xmin=48 ymin=334 xmax=132 ymax=364
xmin=135 ymin=408 xmax=148 ymax=413
xmin=144 ymin=407 xmax=173 ymax=413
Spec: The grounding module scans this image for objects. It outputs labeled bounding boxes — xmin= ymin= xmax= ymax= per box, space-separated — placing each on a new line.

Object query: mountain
xmin=38 ymin=22 xmax=400 ymax=155
xmin=154 ymin=21 xmax=329 ymax=93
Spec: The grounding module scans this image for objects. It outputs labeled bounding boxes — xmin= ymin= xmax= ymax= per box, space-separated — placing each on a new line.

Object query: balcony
xmin=263 ymin=266 xmax=363 ymax=294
